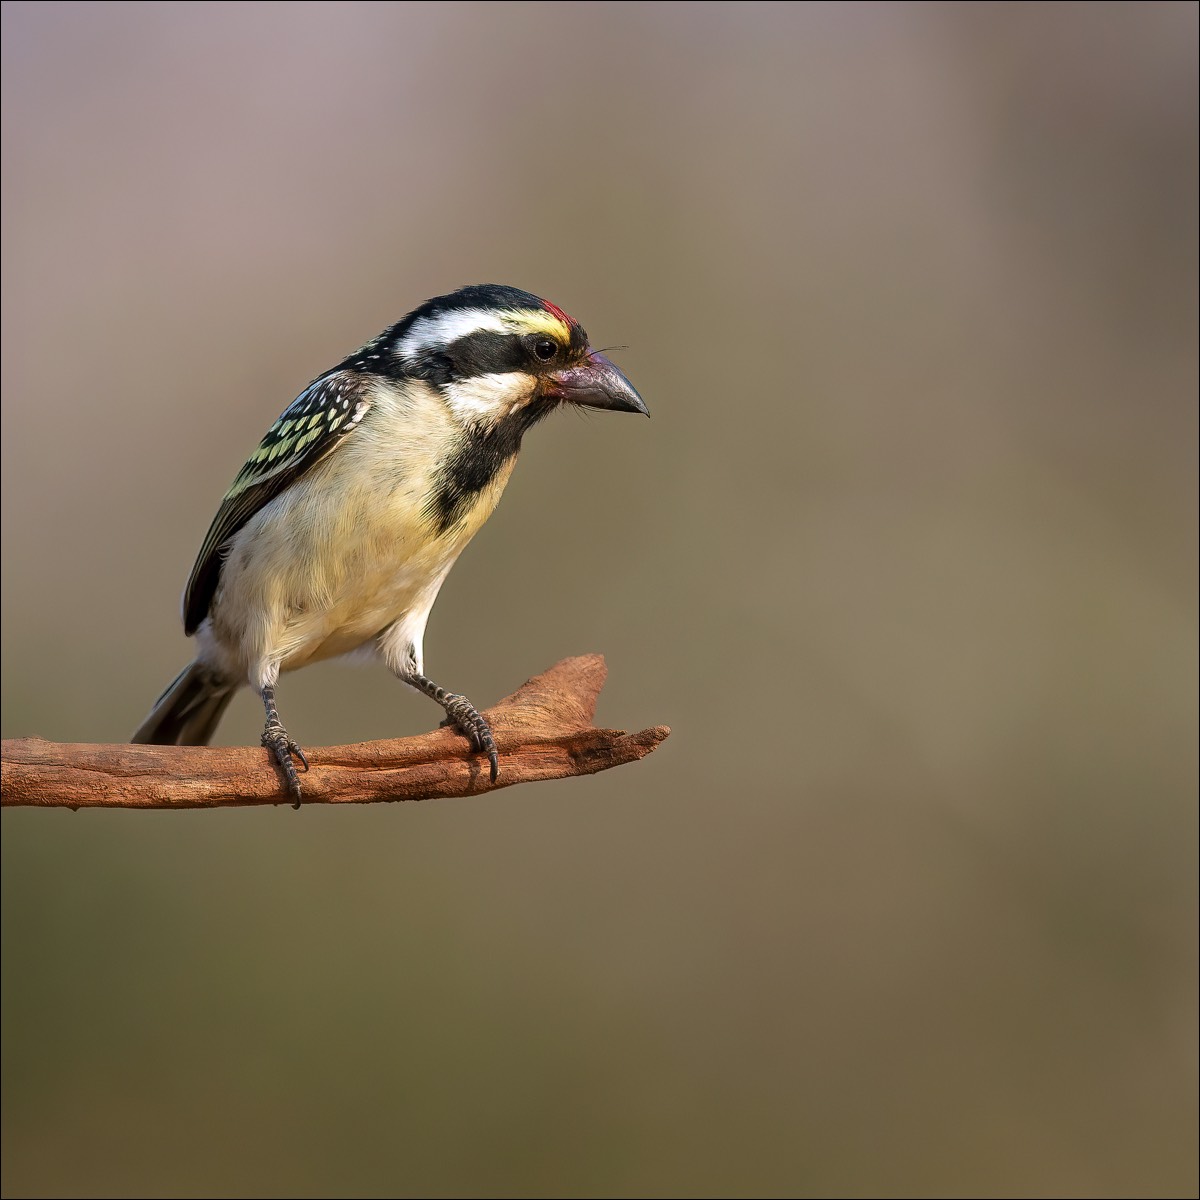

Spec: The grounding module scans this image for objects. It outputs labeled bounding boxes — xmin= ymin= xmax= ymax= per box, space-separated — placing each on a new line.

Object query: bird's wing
xmin=183 ymin=370 xmax=373 ymax=635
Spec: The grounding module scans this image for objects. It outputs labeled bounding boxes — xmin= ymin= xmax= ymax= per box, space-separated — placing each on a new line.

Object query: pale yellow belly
xmin=208 ymin=437 xmax=514 ymax=676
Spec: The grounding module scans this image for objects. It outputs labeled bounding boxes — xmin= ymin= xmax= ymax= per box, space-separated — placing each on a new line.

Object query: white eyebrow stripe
xmin=397 ymin=308 xmax=510 ymax=357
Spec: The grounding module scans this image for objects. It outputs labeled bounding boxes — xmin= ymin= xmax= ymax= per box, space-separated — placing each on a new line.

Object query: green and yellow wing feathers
xmin=183 ymin=371 xmax=371 ymax=634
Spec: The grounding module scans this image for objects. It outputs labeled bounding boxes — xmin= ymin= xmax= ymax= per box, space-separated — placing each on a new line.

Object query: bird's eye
xmin=532 ymin=338 xmax=558 ymax=362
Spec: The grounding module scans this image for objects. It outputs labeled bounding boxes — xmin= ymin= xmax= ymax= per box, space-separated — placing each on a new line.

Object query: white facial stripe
xmin=397 ymin=309 xmax=510 ymax=358
xmin=443 ymin=371 xmax=535 ymax=423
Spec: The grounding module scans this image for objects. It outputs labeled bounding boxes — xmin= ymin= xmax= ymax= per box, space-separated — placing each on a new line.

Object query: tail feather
xmin=132 ymin=662 xmax=236 ymax=746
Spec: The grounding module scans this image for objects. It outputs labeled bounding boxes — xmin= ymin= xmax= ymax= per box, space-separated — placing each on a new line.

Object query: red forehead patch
xmin=542 ymin=299 xmax=578 ymax=328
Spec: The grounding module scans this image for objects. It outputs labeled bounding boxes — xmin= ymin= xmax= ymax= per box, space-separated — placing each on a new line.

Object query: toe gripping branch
xmin=407 ymin=672 xmax=500 ymax=784
xmin=260 ymin=672 xmax=499 ymax=807
xmin=260 ymin=684 xmax=309 ymax=808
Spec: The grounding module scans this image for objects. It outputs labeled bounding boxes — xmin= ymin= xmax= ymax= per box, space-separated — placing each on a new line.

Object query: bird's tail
xmin=131 ymin=662 xmax=236 ymax=746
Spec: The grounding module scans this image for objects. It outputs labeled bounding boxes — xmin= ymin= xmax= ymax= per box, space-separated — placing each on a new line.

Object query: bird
xmin=132 ymin=284 xmax=647 ymax=805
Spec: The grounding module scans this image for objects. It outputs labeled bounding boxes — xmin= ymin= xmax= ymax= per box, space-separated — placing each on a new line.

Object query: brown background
xmin=2 ymin=3 xmax=1196 ymax=1196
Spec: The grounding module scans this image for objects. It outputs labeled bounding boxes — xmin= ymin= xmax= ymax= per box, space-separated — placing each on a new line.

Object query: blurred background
xmin=2 ymin=3 xmax=1196 ymax=1196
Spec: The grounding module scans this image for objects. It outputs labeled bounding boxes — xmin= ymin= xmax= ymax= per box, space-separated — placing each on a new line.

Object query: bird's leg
xmin=259 ymin=684 xmax=309 ymax=808
xmin=404 ymin=671 xmax=499 ymax=783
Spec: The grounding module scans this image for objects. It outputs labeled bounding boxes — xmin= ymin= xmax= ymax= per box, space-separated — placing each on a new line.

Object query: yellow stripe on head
xmin=502 ymin=301 xmax=586 ymax=353
xmin=502 ymin=309 xmax=567 ymax=338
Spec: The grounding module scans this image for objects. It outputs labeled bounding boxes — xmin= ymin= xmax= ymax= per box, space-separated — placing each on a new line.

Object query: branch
xmin=1 ymin=655 xmax=669 ymax=810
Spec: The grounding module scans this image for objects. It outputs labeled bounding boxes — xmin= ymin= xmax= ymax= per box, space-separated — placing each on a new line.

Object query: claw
xmin=290 ymin=741 xmax=310 ymax=772
xmin=258 ymin=685 xmax=308 ymax=808
xmin=409 ymin=674 xmax=499 ymax=785
xmin=443 ymin=699 xmax=498 ymax=783
xmin=468 ymin=716 xmax=498 ymax=784
xmin=262 ymin=726 xmax=308 ymax=808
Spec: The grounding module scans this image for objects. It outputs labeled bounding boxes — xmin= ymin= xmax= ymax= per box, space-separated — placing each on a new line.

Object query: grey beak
xmin=547 ymin=352 xmax=648 ymax=416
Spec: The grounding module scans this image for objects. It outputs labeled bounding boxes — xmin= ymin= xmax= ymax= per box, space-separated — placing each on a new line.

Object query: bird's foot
xmin=261 ymin=721 xmax=309 ymax=808
xmin=439 ymin=695 xmax=499 ymax=783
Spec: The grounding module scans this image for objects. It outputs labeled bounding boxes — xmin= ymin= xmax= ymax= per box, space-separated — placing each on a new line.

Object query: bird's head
xmin=354 ymin=284 xmax=647 ymax=428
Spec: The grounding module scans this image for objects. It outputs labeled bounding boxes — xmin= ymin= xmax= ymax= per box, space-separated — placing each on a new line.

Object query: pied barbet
xmin=132 ymin=285 xmax=647 ymax=805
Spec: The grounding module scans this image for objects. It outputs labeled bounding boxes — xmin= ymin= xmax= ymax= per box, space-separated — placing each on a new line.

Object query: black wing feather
xmin=183 ymin=370 xmax=371 ymax=635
